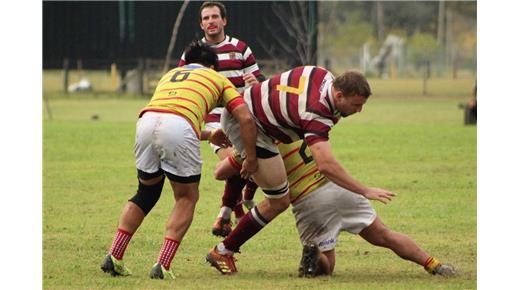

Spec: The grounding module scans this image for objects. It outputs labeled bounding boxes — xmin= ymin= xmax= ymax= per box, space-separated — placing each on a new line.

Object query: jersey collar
xmin=202 ymin=35 xmax=229 ymax=48
xmin=183 ymin=63 xmax=206 ymax=69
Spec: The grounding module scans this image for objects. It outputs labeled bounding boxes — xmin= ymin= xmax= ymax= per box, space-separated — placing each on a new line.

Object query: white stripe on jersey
xmin=279 ymin=70 xmax=297 ymax=127
xmin=218 ymin=69 xmax=246 ymax=78
xmin=260 ymin=81 xmax=278 ymax=127
xmin=243 ymin=88 xmax=253 ymax=110
xmin=297 ymin=66 xmax=315 ymax=120
xmin=319 ymin=78 xmax=335 ymax=108
xmin=229 ymin=37 xmax=240 ymax=47
xmin=243 ymin=63 xmax=260 ymax=75
xmin=243 ymin=47 xmax=252 ymax=60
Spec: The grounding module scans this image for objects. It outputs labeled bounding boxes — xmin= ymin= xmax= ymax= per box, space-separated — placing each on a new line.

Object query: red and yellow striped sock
xmin=423 ymin=256 xmax=441 ymax=274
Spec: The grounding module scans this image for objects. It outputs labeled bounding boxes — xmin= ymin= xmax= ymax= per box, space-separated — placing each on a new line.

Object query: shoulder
xmin=228 ymin=36 xmax=250 ymax=52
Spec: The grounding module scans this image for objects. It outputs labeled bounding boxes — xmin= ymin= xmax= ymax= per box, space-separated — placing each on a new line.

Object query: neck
xmin=205 ymin=33 xmax=226 ymax=44
xmin=330 ymin=84 xmax=338 ymax=105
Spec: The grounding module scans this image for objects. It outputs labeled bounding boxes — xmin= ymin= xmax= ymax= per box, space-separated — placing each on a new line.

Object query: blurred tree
xmin=259 ymin=1 xmax=318 ymax=67
xmin=409 ymin=33 xmax=439 ymax=64
xmin=322 ymin=12 xmax=374 ymax=71
xmin=317 ymin=1 xmax=475 ymax=77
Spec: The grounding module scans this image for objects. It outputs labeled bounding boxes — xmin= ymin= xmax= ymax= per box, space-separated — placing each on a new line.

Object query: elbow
xmin=316 ymin=162 xmax=333 ymax=177
xmin=242 ymin=114 xmax=255 ymax=128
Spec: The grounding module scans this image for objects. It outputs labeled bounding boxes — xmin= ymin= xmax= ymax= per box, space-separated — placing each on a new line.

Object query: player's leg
xmin=208 ymin=153 xmax=290 ymax=274
xmin=206 ymin=119 xmax=248 ymax=237
xmin=150 ymin=178 xmax=200 ymax=279
xmin=359 ymin=216 xmax=456 ymax=276
xmin=102 ymin=112 xmax=166 ymax=276
xmin=320 ymin=249 xmax=335 ymax=275
xmin=146 ymin=113 xmax=202 ymax=280
xmin=212 ymin=147 xmax=246 ymax=237
xmin=121 ymin=174 xmax=165 ymax=233
xmin=293 ymin=182 xmax=356 ymax=277
xmin=207 ymin=109 xmax=290 ymax=274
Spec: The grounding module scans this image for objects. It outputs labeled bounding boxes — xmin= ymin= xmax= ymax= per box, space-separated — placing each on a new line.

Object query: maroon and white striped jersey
xmin=243 ymin=66 xmax=339 ymax=146
xmin=178 ymin=35 xmax=261 ymax=123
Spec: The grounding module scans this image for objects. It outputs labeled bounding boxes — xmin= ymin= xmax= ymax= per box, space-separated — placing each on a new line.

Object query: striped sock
xmin=423 ymin=256 xmax=441 ymax=274
xmin=109 ymin=228 xmax=133 ymax=260
xmin=222 ymin=206 xmax=269 ymax=253
xmin=157 ymin=237 xmax=180 ymax=270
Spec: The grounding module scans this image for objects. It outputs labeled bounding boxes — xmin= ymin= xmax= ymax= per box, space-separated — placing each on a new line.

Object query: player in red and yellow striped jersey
xmin=101 ymin=41 xmax=258 ymax=280
xmin=213 ymin=140 xmax=456 ymax=277
xmin=276 ymin=141 xmax=327 ymax=204
xmin=140 ymin=63 xmax=244 ymax=139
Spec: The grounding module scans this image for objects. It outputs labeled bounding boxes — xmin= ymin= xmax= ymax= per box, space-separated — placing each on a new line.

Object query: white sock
xmin=218 ymin=206 xmax=232 ymax=219
xmin=217 ymin=242 xmax=233 ymax=255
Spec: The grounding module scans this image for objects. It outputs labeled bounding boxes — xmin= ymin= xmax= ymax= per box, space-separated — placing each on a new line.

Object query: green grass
xmin=43 ymin=77 xmax=476 ymax=289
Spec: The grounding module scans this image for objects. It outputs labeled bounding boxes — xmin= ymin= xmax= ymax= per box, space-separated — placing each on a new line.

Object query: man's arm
xmin=201 ymin=129 xmax=231 ymax=148
xmin=308 ymin=140 xmax=396 ymax=204
xmin=230 ymin=104 xmax=258 ymax=178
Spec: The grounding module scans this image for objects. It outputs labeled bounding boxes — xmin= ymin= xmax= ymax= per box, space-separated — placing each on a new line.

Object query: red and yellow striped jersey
xmin=139 ymin=64 xmax=244 ymax=138
xmin=277 ymin=140 xmax=328 ymax=204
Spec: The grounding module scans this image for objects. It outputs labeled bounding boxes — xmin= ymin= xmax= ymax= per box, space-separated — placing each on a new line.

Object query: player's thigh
xmin=253 ymin=154 xmax=288 ymax=189
xmin=215 ymin=147 xmax=234 ymax=161
xmin=169 ymin=180 xmax=200 ymax=203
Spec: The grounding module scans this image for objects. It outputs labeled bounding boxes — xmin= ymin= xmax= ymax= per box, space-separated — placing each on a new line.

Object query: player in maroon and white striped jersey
xmin=178 ymin=2 xmax=264 ymax=238
xmin=207 ymin=67 xmax=397 ymax=275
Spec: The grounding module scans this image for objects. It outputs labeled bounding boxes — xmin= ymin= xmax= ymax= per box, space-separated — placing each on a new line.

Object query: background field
xmin=43 ymin=77 xmax=476 ymax=289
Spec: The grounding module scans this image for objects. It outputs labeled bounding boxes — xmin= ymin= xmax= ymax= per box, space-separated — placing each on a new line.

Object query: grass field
xmin=43 ymin=77 xmax=476 ymax=289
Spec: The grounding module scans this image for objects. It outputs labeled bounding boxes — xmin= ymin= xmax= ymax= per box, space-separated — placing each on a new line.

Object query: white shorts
xmin=204 ymin=121 xmax=222 ymax=153
xmin=220 ymin=108 xmax=279 ymax=157
xmin=134 ymin=112 xmax=202 ymax=180
xmin=291 ymin=181 xmax=377 ymax=252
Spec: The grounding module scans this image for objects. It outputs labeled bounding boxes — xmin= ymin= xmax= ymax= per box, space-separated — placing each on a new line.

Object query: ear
xmin=223 ymin=17 xmax=227 ymax=27
xmin=331 ymin=86 xmax=342 ymax=100
xmin=200 ymin=22 xmax=204 ymax=30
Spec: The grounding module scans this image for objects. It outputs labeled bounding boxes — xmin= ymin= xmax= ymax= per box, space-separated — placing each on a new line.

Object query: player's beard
xmin=341 ymin=111 xmax=355 ymax=117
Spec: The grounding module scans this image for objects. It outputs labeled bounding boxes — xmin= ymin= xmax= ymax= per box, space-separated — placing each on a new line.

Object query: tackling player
xmin=178 ymin=1 xmax=265 ymax=238
xmin=206 ymin=66 xmax=396 ymax=274
xmin=100 ymin=41 xmax=258 ymax=279
xmin=213 ymin=140 xmax=456 ymax=277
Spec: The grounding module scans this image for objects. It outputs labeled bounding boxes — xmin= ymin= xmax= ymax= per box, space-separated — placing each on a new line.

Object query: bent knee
xmin=214 ymin=169 xmax=227 ymax=181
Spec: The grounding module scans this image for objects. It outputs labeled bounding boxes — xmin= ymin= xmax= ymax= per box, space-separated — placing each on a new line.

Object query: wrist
xmin=208 ymin=129 xmax=217 ymax=140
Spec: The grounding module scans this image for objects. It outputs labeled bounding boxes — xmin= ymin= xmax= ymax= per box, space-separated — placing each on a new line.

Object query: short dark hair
xmin=199 ymin=1 xmax=227 ymax=22
xmin=333 ymin=70 xmax=372 ymax=98
xmin=184 ymin=40 xmax=219 ymax=69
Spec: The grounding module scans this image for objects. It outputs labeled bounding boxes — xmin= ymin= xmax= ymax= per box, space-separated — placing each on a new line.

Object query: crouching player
xmin=214 ymin=140 xmax=456 ymax=277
